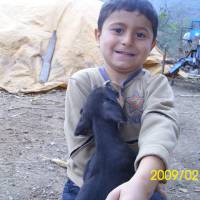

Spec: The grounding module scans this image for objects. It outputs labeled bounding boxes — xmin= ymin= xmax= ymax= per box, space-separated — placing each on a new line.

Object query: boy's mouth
xmin=114 ymin=50 xmax=135 ymax=57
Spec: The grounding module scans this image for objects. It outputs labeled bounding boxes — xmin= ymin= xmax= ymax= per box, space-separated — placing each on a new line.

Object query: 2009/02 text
xmin=150 ymin=169 xmax=199 ymax=181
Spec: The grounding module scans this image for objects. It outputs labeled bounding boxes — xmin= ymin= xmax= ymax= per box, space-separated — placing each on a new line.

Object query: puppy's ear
xmin=103 ymin=80 xmax=116 ymax=90
xmin=74 ymin=110 xmax=92 ymax=136
xmin=104 ymin=81 xmax=120 ymax=98
xmin=103 ymin=80 xmax=111 ymax=86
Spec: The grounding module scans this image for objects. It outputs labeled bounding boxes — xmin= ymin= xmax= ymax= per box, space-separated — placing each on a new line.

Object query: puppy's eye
xmin=105 ymin=98 xmax=117 ymax=104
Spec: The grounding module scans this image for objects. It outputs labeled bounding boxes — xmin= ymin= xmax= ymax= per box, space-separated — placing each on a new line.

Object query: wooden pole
xmin=162 ymin=47 xmax=167 ymax=74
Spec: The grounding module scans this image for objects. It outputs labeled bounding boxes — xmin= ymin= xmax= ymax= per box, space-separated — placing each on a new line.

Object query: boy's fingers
xmin=106 ymin=186 xmax=121 ymax=200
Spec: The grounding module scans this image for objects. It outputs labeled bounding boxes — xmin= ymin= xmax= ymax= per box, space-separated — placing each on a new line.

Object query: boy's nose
xmin=121 ymin=33 xmax=133 ymax=47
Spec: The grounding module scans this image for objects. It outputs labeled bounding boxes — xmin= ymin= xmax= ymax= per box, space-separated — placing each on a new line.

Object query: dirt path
xmin=166 ymin=78 xmax=200 ymax=200
xmin=0 ymin=78 xmax=200 ymax=200
xmin=0 ymin=89 xmax=68 ymax=200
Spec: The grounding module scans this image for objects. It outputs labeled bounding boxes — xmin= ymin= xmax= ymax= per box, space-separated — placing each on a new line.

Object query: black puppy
xmin=75 ymin=83 xmax=136 ymax=200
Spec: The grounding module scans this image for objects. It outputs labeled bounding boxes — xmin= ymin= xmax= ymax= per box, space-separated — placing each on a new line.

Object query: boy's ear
xmin=94 ymin=28 xmax=101 ymax=42
xmin=151 ymin=40 xmax=157 ymax=50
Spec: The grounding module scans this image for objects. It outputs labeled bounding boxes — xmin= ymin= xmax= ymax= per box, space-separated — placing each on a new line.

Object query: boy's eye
xmin=111 ymin=28 xmax=124 ymax=34
xmin=136 ymin=32 xmax=146 ymax=38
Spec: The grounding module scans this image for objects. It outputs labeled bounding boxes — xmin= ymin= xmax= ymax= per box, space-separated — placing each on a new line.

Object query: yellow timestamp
xmin=150 ymin=169 xmax=199 ymax=181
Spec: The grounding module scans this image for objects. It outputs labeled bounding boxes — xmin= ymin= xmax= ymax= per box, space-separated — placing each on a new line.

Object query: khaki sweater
xmin=64 ymin=67 xmax=179 ymax=187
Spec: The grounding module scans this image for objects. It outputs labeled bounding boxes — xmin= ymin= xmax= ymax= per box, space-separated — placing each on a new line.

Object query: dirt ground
xmin=0 ymin=77 xmax=200 ymax=200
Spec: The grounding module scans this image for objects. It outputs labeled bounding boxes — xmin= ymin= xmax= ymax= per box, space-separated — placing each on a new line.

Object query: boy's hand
xmin=106 ymin=155 xmax=165 ymax=200
xmin=106 ymin=175 xmax=150 ymax=200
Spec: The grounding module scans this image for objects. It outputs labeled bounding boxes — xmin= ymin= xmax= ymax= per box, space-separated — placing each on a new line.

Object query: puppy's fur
xmin=75 ymin=83 xmax=136 ymax=200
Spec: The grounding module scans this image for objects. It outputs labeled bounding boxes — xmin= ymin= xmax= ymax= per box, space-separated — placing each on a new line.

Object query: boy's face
xmin=95 ymin=10 xmax=156 ymax=74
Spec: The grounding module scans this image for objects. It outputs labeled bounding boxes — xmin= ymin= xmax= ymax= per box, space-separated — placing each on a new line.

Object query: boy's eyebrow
xmin=109 ymin=22 xmax=125 ymax=27
xmin=135 ymin=26 xmax=150 ymax=32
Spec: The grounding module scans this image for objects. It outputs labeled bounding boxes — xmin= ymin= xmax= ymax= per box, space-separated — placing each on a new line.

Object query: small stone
xmin=179 ymin=188 xmax=188 ymax=193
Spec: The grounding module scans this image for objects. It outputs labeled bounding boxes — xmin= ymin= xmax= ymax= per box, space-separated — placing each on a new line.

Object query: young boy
xmin=63 ymin=0 xmax=179 ymax=199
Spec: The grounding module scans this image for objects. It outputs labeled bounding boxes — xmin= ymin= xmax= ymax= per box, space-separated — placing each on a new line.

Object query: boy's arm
xmin=135 ymin=74 xmax=179 ymax=172
xmin=107 ymin=74 xmax=179 ymax=200
xmin=64 ymin=72 xmax=92 ymax=155
xmin=132 ymin=155 xmax=165 ymax=197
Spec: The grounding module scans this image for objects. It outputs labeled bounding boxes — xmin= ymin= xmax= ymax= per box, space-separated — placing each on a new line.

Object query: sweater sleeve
xmin=134 ymin=74 xmax=180 ymax=171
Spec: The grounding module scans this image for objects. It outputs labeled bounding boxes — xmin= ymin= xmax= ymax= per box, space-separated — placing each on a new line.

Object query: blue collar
xmin=99 ymin=67 xmax=143 ymax=88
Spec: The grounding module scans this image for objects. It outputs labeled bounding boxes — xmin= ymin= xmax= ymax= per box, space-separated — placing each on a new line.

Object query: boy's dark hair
xmin=98 ymin=0 xmax=158 ymax=40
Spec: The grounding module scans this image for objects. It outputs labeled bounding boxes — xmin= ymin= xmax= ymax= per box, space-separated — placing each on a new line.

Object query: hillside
xmin=150 ymin=0 xmax=200 ymax=57
xmin=151 ymin=0 xmax=200 ymax=24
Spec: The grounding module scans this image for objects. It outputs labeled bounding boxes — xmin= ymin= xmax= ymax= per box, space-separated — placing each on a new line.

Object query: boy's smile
xmin=95 ymin=10 xmax=156 ymax=81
